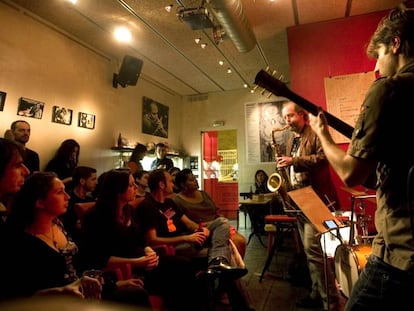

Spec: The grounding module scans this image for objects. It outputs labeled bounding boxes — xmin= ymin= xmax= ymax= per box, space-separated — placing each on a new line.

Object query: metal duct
xmin=206 ymin=0 xmax=257 ymax=53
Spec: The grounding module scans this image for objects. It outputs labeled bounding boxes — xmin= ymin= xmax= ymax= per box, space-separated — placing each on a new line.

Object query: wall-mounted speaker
xmin=113 ymin=55 xmax=143 ymax=88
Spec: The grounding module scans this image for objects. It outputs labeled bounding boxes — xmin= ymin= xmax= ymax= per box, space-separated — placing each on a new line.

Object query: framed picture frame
xmin=142 ymin=96 xmax=169 ymax=138
xmin=78 ymin=112 xmax=95 ymax=129
xmin=52 ymin=106 xmax=73 ymax=125
xmin=0 ymin=91 xmax=6 ymax=111
xmin=17 ymin=97 xmax=44 ymax=119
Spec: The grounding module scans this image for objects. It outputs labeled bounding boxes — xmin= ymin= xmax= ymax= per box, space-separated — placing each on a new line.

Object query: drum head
xmin=334 ymin=245 xmax=360 ymax=298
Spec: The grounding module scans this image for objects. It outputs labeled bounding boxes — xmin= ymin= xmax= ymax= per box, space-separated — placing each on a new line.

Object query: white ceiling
xmin=3 ymin=0 xmax=404 ymax=97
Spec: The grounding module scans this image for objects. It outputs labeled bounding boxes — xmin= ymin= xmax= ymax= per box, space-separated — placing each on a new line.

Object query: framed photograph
xmin=17 ymin=97 xmax=44 ymax=119
xmin=78 ymin=112 xmax=95 ymax=129
xmin=52 ymin=106 xmax=73 ymax=125
xmin=0 ymin=91 xmax=6 ymax=111
xmin=142 ymin=96 xmax=169 ymax=138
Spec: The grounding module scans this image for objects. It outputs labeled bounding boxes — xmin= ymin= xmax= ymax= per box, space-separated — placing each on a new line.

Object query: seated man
xmin=135 ymin=169 xmax=247 ymax=280
xmin=60 ymin=166 xmax=97 ymax=243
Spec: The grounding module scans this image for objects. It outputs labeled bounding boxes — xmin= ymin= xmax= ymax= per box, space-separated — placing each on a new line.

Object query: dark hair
xmin=0 ymin=138 xmax=23 ymax=179
xmin=367 ymin=7 xmax=414 ymax=58
xmin=52 ymin=139 xmax=80 ymax=165
xmin=94 ymin=170 xmax=130 ymax=221
xmin=129 ymin=143 xmax=147 ymax=163
xmin=168 ymin=167 xmax=180 ymax=175
xmin=174 ymin=168 xmax=192 ymax=192
xmin=255 ymin=169 xmax=269 ymax=182
xmin=133 ymin=170 xmax=149 ymax=182
xmin=72 ymin=166 xmax=97 ymax=186
xmin=155 ymin=142 xmax=166 ymax=149
xmin=10 ymin=120 xmax=29 ymax=131
xmin=8 ymin=172 xmax=57 ymax=231
xmin=148 ymin=169 xmax=167 ymax=192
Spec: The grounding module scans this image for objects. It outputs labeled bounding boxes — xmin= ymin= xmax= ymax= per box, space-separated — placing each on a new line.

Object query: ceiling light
xmin=227 ymin=68 xmax=232 ymax=74
xmin=165 ymin=4 xmax=173 ymax=12
xmin=219 ymin=60 xmax=224 ymax=66
xmin=114 ymin=27 xmax=131 ymax=43
xmin=201 ymin=43 xmax=207 ymax=49
xmin=68 ymin=0 xmax=77 ymax=4
xmin=244 ymin=84 xmax=248 ymax=88
xmin=250 ymin=89 xmax=255 ymax=94
xmin=194 ymin=38 xmax=201 ymax=44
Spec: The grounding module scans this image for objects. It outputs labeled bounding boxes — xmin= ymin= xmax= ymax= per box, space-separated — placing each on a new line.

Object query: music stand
xmin=287 ymin=186 xmax=346 ymax=310
xmin=287 ymin=186 xmax=344 ymax=235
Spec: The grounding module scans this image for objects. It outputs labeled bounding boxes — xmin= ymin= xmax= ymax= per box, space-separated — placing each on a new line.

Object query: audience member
xmin=78 ymin=169 xmax=203 ymax=310
xmin=168 ymin=166 xmax=181 ymax=195
xmin=254 ymin=169 xmax=285 ymax=214
xmin=136 ymin=169 xmax=247 ymax=278
xmin=136 ymin=169 xmax=253 ymax=310
xmin=150 ymin=143 xmax=173 ymax=171
xmin=174 ymin=168 xmax=247 ymax=258
xmin=0 ymin=172 xmax=103 ymax=302
xmin=45 ymin=138 xmax=80 ymax=189
xmin=10 ymin=120 xmax=40 ymax=174
xmin=3 ymin=129 xmax=14 ymax=140
xmin=134 ymin=170 xmax=150 ymax=198
xmin=0 ymin=138 xmax=30 ymax=229
xmin=127 ymin=143 xmax=147 ymax=174
xmin=60 ymin=166 xmax=97 ymax=243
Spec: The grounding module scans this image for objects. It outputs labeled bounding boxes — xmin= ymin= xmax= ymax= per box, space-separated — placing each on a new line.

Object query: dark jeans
xmin=345 ymin=255 xmax=414 ymax=311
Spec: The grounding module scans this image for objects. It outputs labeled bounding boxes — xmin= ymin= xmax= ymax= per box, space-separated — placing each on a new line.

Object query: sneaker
xmin=296 ymin=295 xmax=323 ymax=309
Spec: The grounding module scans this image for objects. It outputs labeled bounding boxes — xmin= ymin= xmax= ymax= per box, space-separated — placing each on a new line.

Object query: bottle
xmin=117 ymin=133 xmax=122 ymax=148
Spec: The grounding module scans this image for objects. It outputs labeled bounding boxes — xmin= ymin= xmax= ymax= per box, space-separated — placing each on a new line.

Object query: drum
xmin=334 ymin=244 xmax=372 ymax=298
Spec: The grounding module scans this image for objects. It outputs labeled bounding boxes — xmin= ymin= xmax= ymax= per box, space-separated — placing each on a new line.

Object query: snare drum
xmin=334 ymin=244 xmax=372 ymax=298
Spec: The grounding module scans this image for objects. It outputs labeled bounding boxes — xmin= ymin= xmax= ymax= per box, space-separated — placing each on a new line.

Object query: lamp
xmin=194 ymin=38 xmax=201 ymax=44
xmin=201 ymin=43 xmax=207 ymax=49
xmin=165 ymin=4 xmax=173 ymax=12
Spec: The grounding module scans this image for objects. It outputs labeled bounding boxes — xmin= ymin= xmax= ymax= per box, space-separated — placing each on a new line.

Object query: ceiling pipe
xmin=206 ymin=0 xmax=257 ymax=53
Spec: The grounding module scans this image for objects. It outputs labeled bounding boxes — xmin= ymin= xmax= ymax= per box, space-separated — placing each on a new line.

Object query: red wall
xmin=286 ymin=11 xmax=387 ymax=228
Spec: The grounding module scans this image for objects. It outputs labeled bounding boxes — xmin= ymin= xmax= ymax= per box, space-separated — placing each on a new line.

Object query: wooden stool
xmin=260 ymin=215 xmax=299 ymax=282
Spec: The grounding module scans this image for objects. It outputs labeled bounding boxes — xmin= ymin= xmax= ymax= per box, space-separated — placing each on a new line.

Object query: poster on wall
xmin=52 ymin=106 xmax=73 ymax=125
xmin=78 ymin=112 xmax=95 ymax=129
xmin=142 ymin=96 xmax=169 ymax=138
xmin=0 ymin=91 xmax=6 ymax=111
xmin=245 ymin=100 xmax=290 ymax=164
xmin=17 ymin=97 xmax=44 ymax=119
xmin=324 ymin=71 xmax=375 ymax=143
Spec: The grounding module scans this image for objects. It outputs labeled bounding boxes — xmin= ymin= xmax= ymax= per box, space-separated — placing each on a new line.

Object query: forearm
xmin=317 ymin=132 xmax=349 ymax=181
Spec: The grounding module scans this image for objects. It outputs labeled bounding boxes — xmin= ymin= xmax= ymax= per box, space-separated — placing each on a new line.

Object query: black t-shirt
xmin=135 ymin=196 xmax=188 ymax=238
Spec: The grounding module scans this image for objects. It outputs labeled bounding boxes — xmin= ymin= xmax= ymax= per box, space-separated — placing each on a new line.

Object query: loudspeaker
xmin=113 ymin=55 xmax=143 ymax=88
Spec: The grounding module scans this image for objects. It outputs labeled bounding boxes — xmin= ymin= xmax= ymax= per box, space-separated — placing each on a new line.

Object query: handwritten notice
xmin=324 ymin=71 xmax=375 ymax=143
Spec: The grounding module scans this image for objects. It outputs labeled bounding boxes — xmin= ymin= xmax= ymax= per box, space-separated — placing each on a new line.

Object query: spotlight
xmin=219 ymin=60 xmax=224 ymax=66
xmin=165 ymin=4 xmax=173 ymax=12
xmin=227 ymin=68 xmax=232 ymax=74
xmin=194 ymin=38 xmax=201 ymax=44
xmin=243 ymin=84 xmax=248 ymax=88
xmin=201 ymin=43 xmax=207 ymax=49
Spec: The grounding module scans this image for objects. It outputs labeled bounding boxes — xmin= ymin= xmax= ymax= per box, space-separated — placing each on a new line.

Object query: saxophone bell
xmin=267 ymin=172 xmax=283 ymax=192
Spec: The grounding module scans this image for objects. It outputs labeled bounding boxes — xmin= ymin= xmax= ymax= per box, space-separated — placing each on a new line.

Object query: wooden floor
xmin=216 ymin=218 xmax=347 ymax=311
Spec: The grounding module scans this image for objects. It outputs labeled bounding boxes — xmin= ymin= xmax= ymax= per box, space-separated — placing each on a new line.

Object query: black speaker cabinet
xmin=113 ymin=55 xmax=143 ymax=88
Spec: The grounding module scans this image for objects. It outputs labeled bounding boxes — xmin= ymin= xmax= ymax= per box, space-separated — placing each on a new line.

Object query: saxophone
xmin=268 ymin=125 xmax=292 ymax=207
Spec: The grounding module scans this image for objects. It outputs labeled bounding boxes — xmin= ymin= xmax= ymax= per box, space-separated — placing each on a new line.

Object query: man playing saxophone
xmin=278 ymin=101 xmax=340 ymax=311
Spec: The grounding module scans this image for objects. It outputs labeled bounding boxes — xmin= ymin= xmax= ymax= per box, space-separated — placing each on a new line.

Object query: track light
xmin=194 ymin=38 xmax=201 ymax=44
xmin=219 ymin=60 xmax=224 ymax=66
xmin=227 ymin=68 xmax=232 ymax=74
xmin=165 ymin=4 xmax=173 ymax=12
xmin=201 ymin=43 xmax=207 ymax=49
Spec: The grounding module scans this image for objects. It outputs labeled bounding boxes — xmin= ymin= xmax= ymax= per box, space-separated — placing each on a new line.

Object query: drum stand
xmin=348 ymin=193 xmax=375 ymax=246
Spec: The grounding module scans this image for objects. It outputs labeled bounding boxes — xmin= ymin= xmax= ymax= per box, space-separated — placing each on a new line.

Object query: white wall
xmin=0 ymin=2 xmax=285 ymax=194
xmin=0 ymin=2 xmax=182 ymax=176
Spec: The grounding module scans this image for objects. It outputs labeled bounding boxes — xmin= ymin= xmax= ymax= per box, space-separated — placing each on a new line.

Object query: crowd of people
xmin=1 ymin=9 xmax=413 ymax=310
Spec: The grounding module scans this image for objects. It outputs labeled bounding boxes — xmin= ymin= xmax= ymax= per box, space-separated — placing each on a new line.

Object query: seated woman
xmin=127 ymin=143 xmax=147 ymax=175
xmin=251 ymin=170 xmax=285 ymax=234
xmin=0 ymin=172 xmax=149 ymax=308
xmin=173 ymin=168 xmax=247 ymax=258
xmin=78 ymin=169 xmax=204 ymax=311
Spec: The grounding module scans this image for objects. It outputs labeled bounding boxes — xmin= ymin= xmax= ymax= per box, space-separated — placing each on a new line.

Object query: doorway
xmin=202 ymin=130 xmax=239 ymax=219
